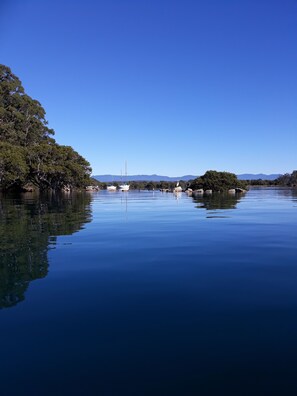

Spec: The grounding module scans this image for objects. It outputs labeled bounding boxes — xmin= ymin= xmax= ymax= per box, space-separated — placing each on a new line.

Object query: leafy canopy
xmin=0 ymin=65 xmax=92 ymax=190
xmin=275 ymin=171 xmax=297 ymax=187
xmin=190 ymin=170 xmax=248 ymax=191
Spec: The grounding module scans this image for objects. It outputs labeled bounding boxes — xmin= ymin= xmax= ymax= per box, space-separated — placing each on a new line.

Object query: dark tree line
xmin=243 ymin=171 xmax=297 ymax=187
xmin=0 ymin=65 xmax=92 ymax=191
xmin=275 ymin=171 xmax=297 ymax=187
xmin=93 ymin=179 xmax=188 ymax=190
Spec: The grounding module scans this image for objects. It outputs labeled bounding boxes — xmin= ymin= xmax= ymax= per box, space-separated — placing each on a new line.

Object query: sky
xmin=1 ymin=0 xmax=297 ymax=176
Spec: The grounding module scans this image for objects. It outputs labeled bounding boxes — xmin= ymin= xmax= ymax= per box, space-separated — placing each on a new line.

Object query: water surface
xmin=1 ymin=188 xmax=297 ymax=395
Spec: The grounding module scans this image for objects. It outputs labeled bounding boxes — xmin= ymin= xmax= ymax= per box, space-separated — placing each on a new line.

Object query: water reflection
xmin=0 ymin=192 xmax=92 ymax=309
xmin=193 ymin=192 xmax=244 ymax=211
xmin=246 ymin=187 xmax=297 ymax=205
xmin=276 ymin=187 xmax=297 ymax=202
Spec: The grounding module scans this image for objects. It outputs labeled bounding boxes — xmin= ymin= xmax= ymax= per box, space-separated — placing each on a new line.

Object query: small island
xmin=188 ymin=170 xmax=248 ymax=195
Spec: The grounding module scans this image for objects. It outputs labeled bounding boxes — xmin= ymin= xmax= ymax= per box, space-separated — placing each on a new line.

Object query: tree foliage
xmin=0 ymin=141 xmax=28 ymax=189
xmin=0 ymin=65 xmax=54 ymax=146
xmin=27 ymin=143 xmax=91 ymax=189
xmin=0 ymin=64 xmax=91 ymax=191
xmin=275 ymin=171 xmax=297 ymax=187
xmin=189 ymin=170 xmax=248 ymax=192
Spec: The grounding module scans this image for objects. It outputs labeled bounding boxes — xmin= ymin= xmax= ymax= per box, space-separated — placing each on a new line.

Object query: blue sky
xmin=1 ymin=0 xmax=296 ymax=176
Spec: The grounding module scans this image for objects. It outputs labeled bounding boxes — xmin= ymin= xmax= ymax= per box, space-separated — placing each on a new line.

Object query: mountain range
xmin=93 ymin=174 xmax=281 ymax=182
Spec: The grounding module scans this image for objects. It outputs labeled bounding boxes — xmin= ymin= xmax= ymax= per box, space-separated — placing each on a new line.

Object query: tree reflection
xmin=0 ymin=192 xmax=92 ymax=309
xmin=276 ymin=187 xmax=297 ymax=201
xmin=193 ymin=192 xmax=244 ymax=211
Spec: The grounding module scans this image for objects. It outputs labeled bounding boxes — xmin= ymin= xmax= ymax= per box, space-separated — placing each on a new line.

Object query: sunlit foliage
xmin=0 ymin=65 xmax=91 ymax=190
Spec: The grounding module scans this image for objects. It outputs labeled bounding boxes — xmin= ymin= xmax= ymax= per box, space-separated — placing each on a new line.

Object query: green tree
xmin=0 ymin=64 xmax=92 ymax=190
xmin=0 ymin=65 xmax=54 ymax=146
xmin=27 ymin=144 xmax=91 ymax=190
xmin=276 ymin=171 xmax=297 ymax=187
xmin=0 ymin=141 xmax=28 ymax=189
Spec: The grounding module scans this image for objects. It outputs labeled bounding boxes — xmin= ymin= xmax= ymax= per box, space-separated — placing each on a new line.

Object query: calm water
xmin=1 ymin=188 xmax=297 ymax=395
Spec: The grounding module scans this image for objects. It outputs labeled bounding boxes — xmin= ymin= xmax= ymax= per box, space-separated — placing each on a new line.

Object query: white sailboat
xmin=119 ymin=161 xmax=130 ymax=191
xmin=120 ymin=184 xmax=129 ymax=191
xmin=107 ymin=185 xmax=117 ymax=191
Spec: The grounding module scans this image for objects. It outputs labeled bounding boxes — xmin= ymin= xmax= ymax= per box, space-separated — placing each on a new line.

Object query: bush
xmin=189 ymin=170 xmax=248 ymax=192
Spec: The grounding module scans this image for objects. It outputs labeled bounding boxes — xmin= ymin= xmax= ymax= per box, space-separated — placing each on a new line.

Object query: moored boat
xmin=107 ymin=185 xmax=117 ymax=191
xmin=119 ymin=184 xmax=129 ymax=191
xmin=120 ymin=161 xmax=130 ymax=191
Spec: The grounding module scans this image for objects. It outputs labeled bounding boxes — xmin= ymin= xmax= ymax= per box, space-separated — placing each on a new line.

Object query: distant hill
xmin=237 ymin=174 xmax=281 ymax=180
xmin=93 ymin=174 xmax=197 ymax=182
xmin=93 ymin=173 xmax=282 ymax=182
